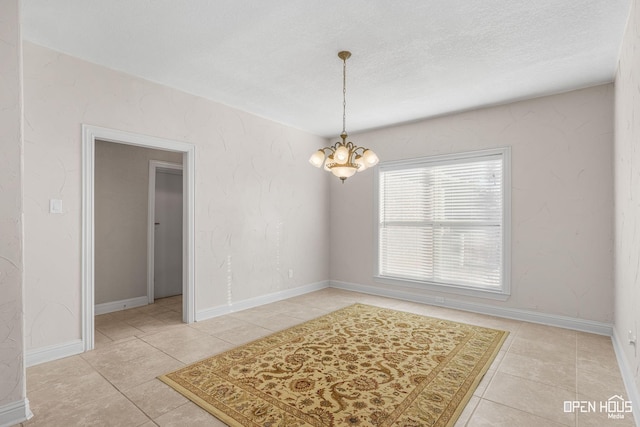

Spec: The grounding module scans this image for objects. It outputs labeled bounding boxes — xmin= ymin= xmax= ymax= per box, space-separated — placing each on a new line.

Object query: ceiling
xmin=21 ymin=0 xmax=631 ymax=137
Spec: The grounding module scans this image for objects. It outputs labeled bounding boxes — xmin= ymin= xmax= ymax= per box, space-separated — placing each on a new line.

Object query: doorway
xmin=82 ymin=125 xmax=195 ymax=352
xmin=148 ymin=161 xmax=183 ymax=302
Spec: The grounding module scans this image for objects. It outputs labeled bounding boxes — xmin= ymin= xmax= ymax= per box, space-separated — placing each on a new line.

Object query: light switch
xmin=50 ymin=199 xmax=63 ymax=214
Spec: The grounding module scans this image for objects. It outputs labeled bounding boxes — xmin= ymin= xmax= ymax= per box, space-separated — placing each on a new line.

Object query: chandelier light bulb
xmin=335 ymin=145 xmax=349 ymax=163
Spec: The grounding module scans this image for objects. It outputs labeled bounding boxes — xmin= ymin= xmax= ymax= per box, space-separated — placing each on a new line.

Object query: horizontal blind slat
xmin=379 ymin=154 xmax=504 ymax=289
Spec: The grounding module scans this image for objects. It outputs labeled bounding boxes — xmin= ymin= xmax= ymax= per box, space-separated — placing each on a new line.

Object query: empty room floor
xmin=19 ymin=289 xmax=633 ymax=427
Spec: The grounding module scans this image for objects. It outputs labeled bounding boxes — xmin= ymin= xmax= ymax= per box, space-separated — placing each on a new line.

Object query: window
xmin=375 ymin=148 xmax=510 ymax=298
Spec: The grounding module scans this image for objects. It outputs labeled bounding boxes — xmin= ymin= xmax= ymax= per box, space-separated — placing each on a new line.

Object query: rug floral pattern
xmin=160 ymin=304 xmax=507 ymax=426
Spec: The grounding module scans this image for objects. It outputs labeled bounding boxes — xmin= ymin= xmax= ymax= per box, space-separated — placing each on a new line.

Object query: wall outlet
xmin=629 ymin=330 xmax=636 ymax=345
xmin=435 ymin=296 xmax=445 ymax=304
xmin=288 ymin=269 xmax=294 ymax=279
xmin=49 ymin=199 xmax=63 ymax=214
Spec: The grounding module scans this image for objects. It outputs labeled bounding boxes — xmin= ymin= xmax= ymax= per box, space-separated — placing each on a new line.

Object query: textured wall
xmin=614 ymin=0 xmax=640 ymax=399
xmin=0 ymin=0 xmax=26 ymax=409
xmin=330 ymin=85 xmax=614 ymax=323
xmin=23 ymin=42 xmax=329 ymax=351
xmin=95 ymin=141 xmax=182 ymax=305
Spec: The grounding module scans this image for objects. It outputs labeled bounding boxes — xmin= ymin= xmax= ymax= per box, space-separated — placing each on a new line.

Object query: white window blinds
xmin=376 ymin=149 xmax=509 ymax=294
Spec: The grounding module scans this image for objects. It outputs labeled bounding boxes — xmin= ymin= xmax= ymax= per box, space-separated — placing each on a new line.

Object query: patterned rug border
xmin=445 ymin=324 xmax=506 ymax=426
xmin=159 ymin=303 xmax=508 ymax=426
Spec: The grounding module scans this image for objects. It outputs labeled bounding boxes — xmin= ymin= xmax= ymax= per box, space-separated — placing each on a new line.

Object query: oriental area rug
xmin=159 ymin=304 xmax=507 ymax=426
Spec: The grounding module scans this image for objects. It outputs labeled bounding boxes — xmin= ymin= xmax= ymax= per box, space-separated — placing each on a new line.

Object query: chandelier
xmin=309 ymin=51 xmax=379 ymax=182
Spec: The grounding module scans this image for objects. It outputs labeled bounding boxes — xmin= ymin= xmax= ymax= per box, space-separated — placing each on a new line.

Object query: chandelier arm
xmin=352 ymin=146 xmax=366 ymax=155
xmin=320 ymin=146 xmax=336 ymax=154
xmin=331 ymin=141 xmax=343 ymax=150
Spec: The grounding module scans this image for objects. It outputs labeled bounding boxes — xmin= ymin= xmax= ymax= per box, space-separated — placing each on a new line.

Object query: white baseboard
xmin=0 ymin=398 xmax=33 ymax=427
xmin=26 ymin=339 xmax=84 ymax=367
xmin=26 ymin=279 xmax=617 ymax=372
xmin=95 ymin=296 xmax=148 ymax=315
xmin=329 ymin=280 xmax=613 ymax=336
xmin=612 ymin=328 xmax=640 ymax=427
xmin=196 ymin=281 xmax=329 ymax=321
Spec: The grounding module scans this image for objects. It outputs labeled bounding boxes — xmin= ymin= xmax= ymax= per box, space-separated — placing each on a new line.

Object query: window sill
xmin=373 ymin=275 xmax=510 ymax=301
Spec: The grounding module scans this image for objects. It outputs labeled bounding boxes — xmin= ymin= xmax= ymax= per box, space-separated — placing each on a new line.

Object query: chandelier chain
xmin=342 ymin=55 xmax=347 ymax=135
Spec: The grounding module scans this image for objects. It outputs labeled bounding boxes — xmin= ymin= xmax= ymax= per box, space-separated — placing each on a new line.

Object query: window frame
xmin=373 ymin=147 xmax=511 ymax=300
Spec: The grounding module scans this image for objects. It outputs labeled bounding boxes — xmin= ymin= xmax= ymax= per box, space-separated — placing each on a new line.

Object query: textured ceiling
xmin=22 ymin=0 xmax=631 ymax=137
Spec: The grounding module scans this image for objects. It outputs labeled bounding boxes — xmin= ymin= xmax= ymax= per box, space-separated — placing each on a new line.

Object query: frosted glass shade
xmin=324 ymin=155 xmax=334 ymax=171
xmin=363 ymin=149 xmax=379 ymax=167
xmin=354 ymin=155 xmax=367 ymax=171
xmin=331 ymin=166 xmax=358 ymax=179
xmin=335 ymin=145 xmax=349 ymax=162
xmin=309 ymin=150 xmax=325 ymax=168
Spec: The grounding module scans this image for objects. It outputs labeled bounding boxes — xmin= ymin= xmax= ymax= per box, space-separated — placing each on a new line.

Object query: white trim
xmin=25 ymin=339 xmax=84 ymax=367
xmin=502 ymin=146 xmax=512 ymax=297
xmin=81 ymin=128 xmax=95 ymax=351
xmin=196 ymin=281 xmax=329 ymax=321
xmin=95 ymin=296 xmax=149 ymax=315
xmin=0 ymin=399 xmax=32 ymax=427
xmin=82 ymin=124 xmax=196 ymax=353
xmin=183 ymin=147 xmax=196 ymax=324
xmin=330 ymin=280 xmax=613 ymax=335
xmin=147 ymin=161 xmax=183 ymax=305
xmin=612 ymin=328 xmax=640 ymax=426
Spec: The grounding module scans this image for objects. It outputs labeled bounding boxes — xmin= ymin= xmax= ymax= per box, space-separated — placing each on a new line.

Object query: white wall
xmin=95 ymin=141 xmax=182 ymax=305
xmin=23 ymin=42 xmax=330 ymax=351
xmin=0 ymin=0 xmax=29 ymax=421
xmin=330 ymin=84 xmax=614 ymax=323
xmin=614 ymin=0 xmax=640 ymax=403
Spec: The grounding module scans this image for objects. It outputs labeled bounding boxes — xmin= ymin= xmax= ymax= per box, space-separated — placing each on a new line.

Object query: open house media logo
xmin=564 ymin=395 xmax=633 ymax=420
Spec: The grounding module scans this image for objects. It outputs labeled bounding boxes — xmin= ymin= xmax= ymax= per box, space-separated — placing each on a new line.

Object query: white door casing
xmin=82 ymin=124 xmax=195 ymax=352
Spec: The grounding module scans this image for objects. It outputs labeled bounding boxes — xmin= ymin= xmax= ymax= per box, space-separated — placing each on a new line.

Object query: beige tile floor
xmin=18 ymin=288 xmax=635 ymax=426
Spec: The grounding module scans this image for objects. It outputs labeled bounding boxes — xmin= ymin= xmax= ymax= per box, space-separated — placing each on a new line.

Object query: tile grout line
xmin=478 ymin=398 xmax=574 ymax=427
xmin=482 ymin=369 xmax=577 ymax=426
xmin=118 ymin=376 xmax=158 ymax=427
xmin=88 ymin=333 xmax=181 ymax=425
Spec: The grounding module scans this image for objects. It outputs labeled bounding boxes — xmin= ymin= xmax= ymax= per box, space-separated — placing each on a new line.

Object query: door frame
xmin=147 ymin=160 xmax=183 ymax=304
xmin=82 ymin=125 xmax=196 ymax=352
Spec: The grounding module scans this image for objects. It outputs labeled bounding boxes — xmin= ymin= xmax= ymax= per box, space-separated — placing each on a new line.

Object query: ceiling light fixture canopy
xmin=309 ymin=51 xmax=379 ymax=182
